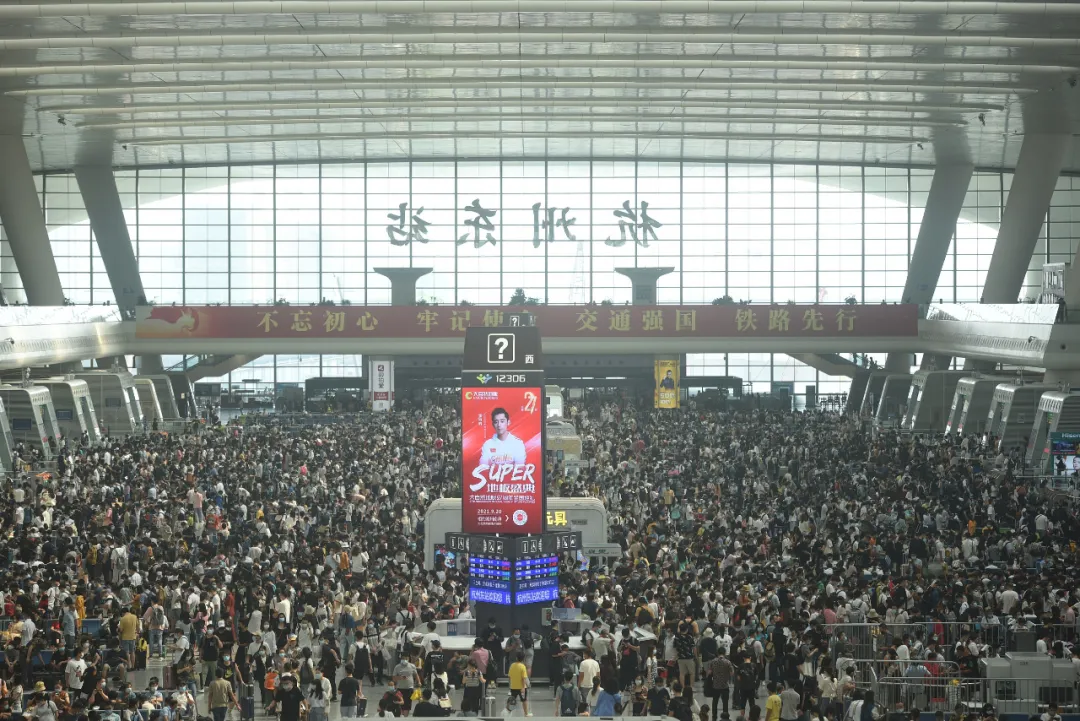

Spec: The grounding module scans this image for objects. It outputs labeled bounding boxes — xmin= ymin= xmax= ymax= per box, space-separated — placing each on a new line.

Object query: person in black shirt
xmin=268 ymin=674 xmax=306 ymax=721
xmin=482 ymin=619 xmax=504 ymax=682
xmin=411 ymin=689 xmax=447 ymax=718
xmin=318 ymin=639 xmax=340 ymax=701
xmin=338 ymin=664 xmax=362 ymax=720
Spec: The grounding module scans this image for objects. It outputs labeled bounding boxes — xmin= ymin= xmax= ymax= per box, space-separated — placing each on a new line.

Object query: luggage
xmin=136 ymin=649 xmax=148 ymax=670
xmin=239 ymin=682 xmax=256 ymax=720
xmin=163 ymin=664 xmax=178 ymax=689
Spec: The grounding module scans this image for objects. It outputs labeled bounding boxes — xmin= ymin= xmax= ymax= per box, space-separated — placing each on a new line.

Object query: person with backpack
xmin=669 ymin=682 xmax=693 ymax=721
xmin=298 ymin=647 xmax=318 ymax=692
xmin=557 ymin=672 xmax=582 ymax=717
xmin=647 ymin=675 xmax=670 ymax=717
xmin=734 ymin=656 xmax=759 ymax=717
xmin=144 ymin=600 xmax=169 ymax=660
xmin=461 ymin=657 xmax=484 ymax=717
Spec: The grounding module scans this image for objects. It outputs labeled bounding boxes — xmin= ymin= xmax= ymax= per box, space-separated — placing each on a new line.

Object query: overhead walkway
xmin=0 ymin=303 xmax=1072 ymax=373
xmin=0 ymin=306 xmax=127 ymax=372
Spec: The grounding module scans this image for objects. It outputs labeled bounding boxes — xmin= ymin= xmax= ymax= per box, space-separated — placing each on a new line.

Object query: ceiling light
xmin=2 ymin=1 xmax=1080 ymax=19
xmin=79 ymin=112 xmax=966 ymax=131
xmin=9 ymin=77 xmax=1030 ymax=97
xmin=2 ymin=29 xmax=1079 ymax=51
xmin=122 ymin=130 xmax=930 ymax=147
xmin=44 ymin=98 xmax=1004 ymax=115
xmin=0 ymin=54 xmax=1075 ymax=78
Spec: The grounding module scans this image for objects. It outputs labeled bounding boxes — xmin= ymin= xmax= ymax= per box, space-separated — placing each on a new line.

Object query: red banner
xmin=461 ymin=387 xmax=544 ymax=535
xmin=137 ymin=303 xmax=917 ymax=339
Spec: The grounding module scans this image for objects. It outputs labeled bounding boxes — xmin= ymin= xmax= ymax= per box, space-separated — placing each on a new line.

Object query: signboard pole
xmin=459 ymin=321 xmax=562 ymax=648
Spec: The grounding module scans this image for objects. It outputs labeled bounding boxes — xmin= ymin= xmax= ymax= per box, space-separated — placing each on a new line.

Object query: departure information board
xmin=512 ymin=554 xmax=560 ymax=604
xmin=468 ymin=554 xmax=512 ymax=605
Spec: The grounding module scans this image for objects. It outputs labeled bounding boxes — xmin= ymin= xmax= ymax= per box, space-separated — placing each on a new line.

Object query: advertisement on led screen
xmin=461 ymin=386 xmax=544 ymax=535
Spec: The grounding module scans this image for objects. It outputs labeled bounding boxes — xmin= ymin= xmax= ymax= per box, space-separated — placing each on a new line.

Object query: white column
xmin=885 ymin=162 xmax=973 ymax=372
xmin=0 ymin=135 xmax=65 ymax=305
xmin=981 ymin=133 xmax=1072 ymax=304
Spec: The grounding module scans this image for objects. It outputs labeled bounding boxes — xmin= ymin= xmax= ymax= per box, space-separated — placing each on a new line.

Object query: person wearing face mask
xmin=268 ymin=674 xmax=306 ymax=721
xmin=305 ymin=669 xmax=332 ymax=721
xmin=145 ymin=678 xmax=163 ymax=707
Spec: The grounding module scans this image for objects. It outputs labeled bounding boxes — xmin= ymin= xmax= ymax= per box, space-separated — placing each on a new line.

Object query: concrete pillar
xmin=0 ymin=136 xmax=65 ymax=305
xmin=0 ymin=237 xmax=27 ymax=304
xmin=374 ymin=267 xmax=433 ymax=305
xmin=885 ymin=162 xmax=973 ymax=372
xmin=74 ymin=164 xmax=147 ymax=312
xmin=614 ymin=267 xmax=673 ymax=305
xmin=981 ymin=133 xmax=1071 ymax=304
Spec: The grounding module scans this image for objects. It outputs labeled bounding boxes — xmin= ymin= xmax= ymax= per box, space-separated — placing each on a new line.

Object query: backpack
xmin=299 ymin=660 xmax=315 ymax=685
xmin=764 ymin=640 xmax=776 ymax=661
xmin=671 ymin=696 xmax=692 ymax=721
xmin=737 ymin=666 xmax=756 ymax=690
xmin=559 ymin=685 xmax=578 ymax=716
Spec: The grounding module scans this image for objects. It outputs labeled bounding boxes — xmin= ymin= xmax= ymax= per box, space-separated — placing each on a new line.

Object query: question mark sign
xmin=494 ymin=337 xmax=509 ymax=359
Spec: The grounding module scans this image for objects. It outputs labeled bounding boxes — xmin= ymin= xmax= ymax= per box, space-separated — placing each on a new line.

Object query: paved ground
xmin=135 ymin=656 xmax=764 ymax=718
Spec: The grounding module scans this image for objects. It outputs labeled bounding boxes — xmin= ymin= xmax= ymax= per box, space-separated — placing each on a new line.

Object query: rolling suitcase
xmin=240 ymin=683 xmax=256 ymax=721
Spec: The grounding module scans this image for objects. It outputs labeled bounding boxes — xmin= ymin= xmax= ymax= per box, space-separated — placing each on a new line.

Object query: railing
xmin=826 ymin=622 xmax=1019 ymax=664
xmin=872 ymin=675 xmax=1078 ymax=715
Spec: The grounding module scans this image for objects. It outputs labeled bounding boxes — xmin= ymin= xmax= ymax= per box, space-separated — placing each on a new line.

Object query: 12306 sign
xmin=461 ymin=387 xmax=544 ymax=535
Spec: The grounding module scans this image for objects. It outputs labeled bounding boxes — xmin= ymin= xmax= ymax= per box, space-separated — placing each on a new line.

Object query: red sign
xmin=461 ymin=386 xmax=544 ymax=535
xmin=136 ymin=303 xmax=917 ymax=339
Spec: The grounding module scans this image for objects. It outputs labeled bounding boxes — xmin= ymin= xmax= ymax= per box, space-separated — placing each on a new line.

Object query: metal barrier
xmin=827 ymin=622 xmax=1013 ymax=663
xmin=872 ymin=675 xmax=1078 ymax=715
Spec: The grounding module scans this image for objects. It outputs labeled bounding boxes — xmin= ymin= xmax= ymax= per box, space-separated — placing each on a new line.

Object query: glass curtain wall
xmin=30 ymin=162 xmax=1080 ymax=401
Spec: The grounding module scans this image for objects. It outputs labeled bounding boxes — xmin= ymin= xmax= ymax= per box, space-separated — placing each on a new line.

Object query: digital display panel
xmin=1049 ymin=432 xmax=1080 ymax=476
xmin=461 ymin=386 xmax=544 ymax=534
xmin=512 ymin=555 xmax=560 ymax=605
xmin=468 ymin=554 xmax=512 ymax=606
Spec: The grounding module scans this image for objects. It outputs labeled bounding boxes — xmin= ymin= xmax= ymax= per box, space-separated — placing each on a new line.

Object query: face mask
xmin=224 ymin=657 xmax=231 ymax=663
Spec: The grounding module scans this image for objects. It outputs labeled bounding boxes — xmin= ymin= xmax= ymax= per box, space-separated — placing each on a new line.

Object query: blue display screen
xmin=513 ymin=554 xmax=560 ymax=605
xmin=469 ymin=586 xmax=512 ymax=605
xmin=468 ymin=555 xmax=512 ymax=605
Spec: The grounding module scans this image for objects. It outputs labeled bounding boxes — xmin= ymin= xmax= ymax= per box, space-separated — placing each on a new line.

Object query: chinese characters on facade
xmin=383 ymin=199 xmax=661 ymax=248
xmin=250 ymin=306 xmax=858 ymax=335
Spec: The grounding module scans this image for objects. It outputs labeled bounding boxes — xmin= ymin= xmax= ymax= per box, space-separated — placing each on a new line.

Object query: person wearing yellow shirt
xmin=507 ymin=651 xmax=532 ymax=717
xmin=764 ymin=682 xmax=782 ymax=721
xmin=119 ymin=610 xmax=140 ymax=673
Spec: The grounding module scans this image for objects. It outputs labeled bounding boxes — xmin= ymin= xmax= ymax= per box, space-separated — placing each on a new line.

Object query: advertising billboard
xmin=461 ymin=386 xmax=544 ymax=535
xmin=1049 ymin=431 xmax=1080 ymax=476
xmin=654 ymin=358 xmax=680 ymax=409
xmin=368 ymin=359 xmax=394 ymax=411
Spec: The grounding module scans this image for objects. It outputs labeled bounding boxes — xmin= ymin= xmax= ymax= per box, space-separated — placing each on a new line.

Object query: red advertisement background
xmin=461 ymin=387 xmax=544 ymax=535
xmin=136 ymin=303 xmax=918 ymax=339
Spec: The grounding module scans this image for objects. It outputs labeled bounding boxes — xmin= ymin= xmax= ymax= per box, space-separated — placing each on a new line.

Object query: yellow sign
xmin=654 ymin=359 xmax=680 ymax=409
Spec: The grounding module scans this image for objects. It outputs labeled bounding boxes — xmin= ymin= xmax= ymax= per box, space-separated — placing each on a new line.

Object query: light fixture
xmin=2 ymin=29 xmax=1080 ymax=51
xmin=46 ymin=98 xmax=1005 ymax=115
xmin=1 ymin=1 xmax=1080 ymax=19
xmin=122 ymin=129 xmax=931 ymax=147
xmin=9 ymin=77 xmax=1031 ymax=97
xmin=79 ymin=112 xmax=967 ymax=131
xmin=0 ymin=54 xmax=1074 ymax=78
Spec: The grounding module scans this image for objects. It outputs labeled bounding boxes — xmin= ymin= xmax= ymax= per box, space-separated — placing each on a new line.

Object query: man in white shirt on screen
xmin=470 ymin=407 xmax=528 ymax=491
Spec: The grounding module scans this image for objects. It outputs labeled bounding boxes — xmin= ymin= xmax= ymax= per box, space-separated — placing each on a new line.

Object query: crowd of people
xmin=0 ymin=391 xmax=1078 ymax=721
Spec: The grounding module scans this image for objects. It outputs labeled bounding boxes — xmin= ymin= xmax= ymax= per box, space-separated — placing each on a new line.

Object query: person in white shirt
xmin=65 ymin=650 xmax=87 ymax=692
xmin=1001 ymin=584 xmax=1020 ymax=615
xmin=21 ymin=614 xmax=36 ymax=647
xmin=577 ymin=648 xmax=601 ymax=696
xmin=470 ymin=407 xmax=528 ymax=492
